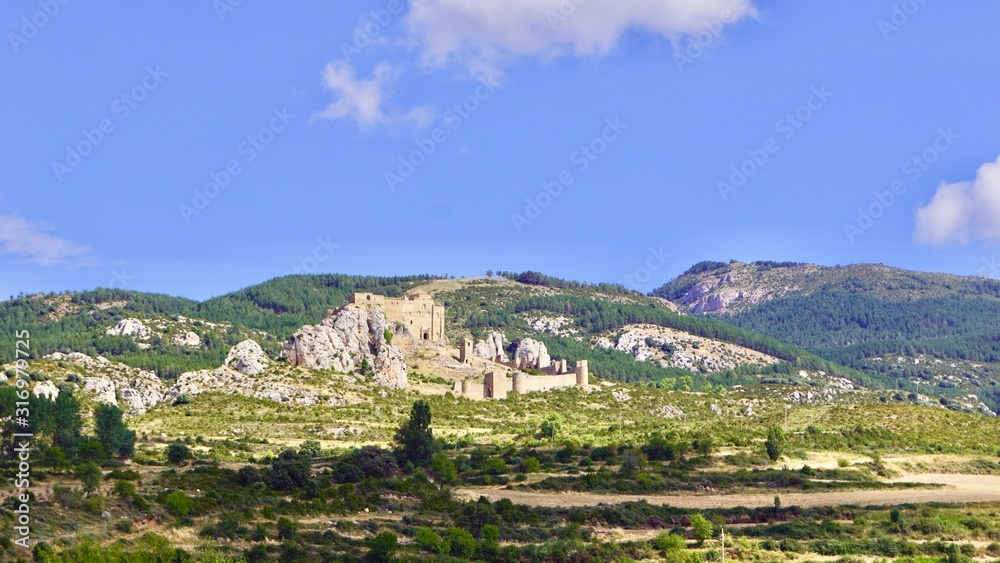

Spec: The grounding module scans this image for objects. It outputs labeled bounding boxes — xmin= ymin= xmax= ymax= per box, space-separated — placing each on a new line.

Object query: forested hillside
xmin=653 ymin=262 xmax=1000 ymax=411
xmin=0 ymin=275 xmax=434 ymax=378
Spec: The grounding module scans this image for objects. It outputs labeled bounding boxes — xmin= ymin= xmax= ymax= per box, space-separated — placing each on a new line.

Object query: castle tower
xmin=485 ymin=372 xmax=507 ymax=400
xmin=512 ymin=372 xmax=526 ymax=394
xmin=459 ymin=337 xmax=473 ymax=363
xmin=575 ymin=360 xmax=589 ymax=389
xmin=461 ymin=380 xmax=471 ymax=395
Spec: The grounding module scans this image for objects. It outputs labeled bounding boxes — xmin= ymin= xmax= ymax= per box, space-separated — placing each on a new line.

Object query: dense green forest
xmin=726 ymin=291 xmax=1000 ymax=351
xmin=717 ymin=291 xmax=1000 ymax=411
xmin=498 ymin=270 xmax=638 ymax=296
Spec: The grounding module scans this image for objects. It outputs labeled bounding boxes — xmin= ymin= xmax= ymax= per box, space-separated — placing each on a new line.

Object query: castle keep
xmin=349 ymin=292 xmax=445 ymax=341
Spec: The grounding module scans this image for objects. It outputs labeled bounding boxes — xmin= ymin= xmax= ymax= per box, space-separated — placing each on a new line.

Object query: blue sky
xmin=2 ymin=0 xmax=999 ymax=301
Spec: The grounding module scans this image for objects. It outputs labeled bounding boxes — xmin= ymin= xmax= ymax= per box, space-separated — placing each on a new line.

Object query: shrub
xmin=447 ymin=527 xmax=477 ymax=559
xmin=167 ymin=441 xmax=190 ymax=465
xmin=522 ymin=457 xmax=541 ymax=473
xmin=266 ymin=449 xmax=311 ymax=491
xmin=481 ymin=458 xmax=506 ymax=475
xmin=85 ymin=494 xmax=105 ymax=515
xmin=690 ymin=513 xmax=713 ymax=546
xmin=298 ymin=439 xmax=322 ymax=459
xmin=161 ymin=490 xmax=194 ymax=516
xmin=367 ymin=531 xmax=398 ymax=562
xmin=345 ymin=446 xmax=398 ymax=479
xmin=113 ymin=480 xmax=136 ymax=498
xmin=333 ymin=462 xmax=365 ymax=484
xmin=415 ymin=527 xmax=448 ymax=555
xmin=275 ymin=517 xmax=297 ymax=541
xmin=237 ymin=465 xmax=261 ymax=486
xmin=74 ymin=461 xmax=102 ymax=494
xmin=653 ymin=532 xmax=687 ymax=553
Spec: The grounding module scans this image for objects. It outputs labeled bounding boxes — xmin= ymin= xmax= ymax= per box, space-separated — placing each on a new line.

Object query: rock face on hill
xmin=515 ymin=338 xmax=550 ymax=369
xmin=173 ymin=331 xmax=201 ymax=347
xmin=105 ymin=318 xmax=151 ymax=339
xmin=283 ymin=304 xmax=408 ymax=389
xmin=473 ymin=331 xmax=507 ymax=361
xmin=654 ymin=261 xmax=1000 ymax=315
xmin=224 ymin=340 xmax=270 ymax=375
xmin=45 ymin=351 xmax=166 ymax=415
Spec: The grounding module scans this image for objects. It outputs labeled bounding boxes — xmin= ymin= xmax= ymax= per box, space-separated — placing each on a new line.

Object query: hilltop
xmin=653 ymin=261 xmax=1000 ymax=315
xmin=652 ymin=261 xmax=1000 ymax=412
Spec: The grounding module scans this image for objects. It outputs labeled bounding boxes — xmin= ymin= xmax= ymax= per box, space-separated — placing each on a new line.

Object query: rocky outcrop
xmin=105 ymin=318 xmax=151 ymax=339
xmin=224 ymin=340 xmax=270 ymax=375
xmin=615 ymin=331 xmax=661 ymax=362
xmin=514 ymin=338 xmax=550 ymax=369
xmin=283 ymin=304 xmax=407 ymax=389
xmin=171 ymin=367 xmax=345 ymax=407
xmin=46 ymin=351 xmax=165 ymax=415
xmin=473 ymin=331 xmax=507 ymax=361
xmin=33 ymin=381 xmax=59 ymax=400
xmin=172 ymin=331 xmax=201 ymax=347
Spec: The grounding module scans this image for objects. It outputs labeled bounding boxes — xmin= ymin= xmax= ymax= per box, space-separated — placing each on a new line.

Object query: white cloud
xmin=403 ymin=0 xmax=757 ymax=74
xmin=915 ymin=155 xmax=1000 ymax=245
xmin=0 ymin=213 xmax=94 ymax=266
xmin=315 ymin=60 xmax=433 ymax=130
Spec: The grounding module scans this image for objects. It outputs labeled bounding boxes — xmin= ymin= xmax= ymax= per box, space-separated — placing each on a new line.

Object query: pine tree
xmin=94 ymin=404 xmax=136 ymax=458
xmin=394 ymin=400 xmax=435 ymax=467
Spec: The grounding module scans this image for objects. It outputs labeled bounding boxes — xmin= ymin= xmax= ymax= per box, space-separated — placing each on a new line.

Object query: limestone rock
xmin=33 ymin=381 xmax=60 ymax=400
xmin=592 ymin=337 xmax=613 ymax=349
xmin=224 ymin=340 xmax=270 ymax=375
xmin=105 ymin=318 xmax=151 ymax=339
xmin=473 ymin=331 xmax=507 ymax=361
xmin=514 ymin=338 xmax=550 ymax=369
xmin=283 ymin=304 xmax=407 ymax=389
xmin=45 ymin=351 xmax=165 ymax=415
xmin=172 ymin=331 xmax=201 ymax=347
xmin=172 ymin=367 xmax=344 ymax=407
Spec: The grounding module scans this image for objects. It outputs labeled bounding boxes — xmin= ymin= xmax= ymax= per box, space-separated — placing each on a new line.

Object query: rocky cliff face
xmin=283 ymin=304 xmax=408 ymax=389
xmin=473 ymin=331 xmax=507 ymax=361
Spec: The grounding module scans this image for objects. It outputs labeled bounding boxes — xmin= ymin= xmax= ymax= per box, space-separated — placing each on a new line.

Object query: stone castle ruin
xmin=455 ymin=333 xmax=589 ymax=399
xmin=350 ymin=292 xmax=445 ymax=341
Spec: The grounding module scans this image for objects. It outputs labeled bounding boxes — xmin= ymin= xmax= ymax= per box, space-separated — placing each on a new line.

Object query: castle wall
xmin=516 ymin=373 xmax=578 ymax=392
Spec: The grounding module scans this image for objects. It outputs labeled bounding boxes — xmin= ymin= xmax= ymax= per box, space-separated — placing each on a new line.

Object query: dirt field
xmin=455 ymin=474 xmax=1000 ymax=509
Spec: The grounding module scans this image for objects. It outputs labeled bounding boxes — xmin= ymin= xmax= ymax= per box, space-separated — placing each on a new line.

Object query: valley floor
xmin=455 ymin=473 xmax=1000 ymax=509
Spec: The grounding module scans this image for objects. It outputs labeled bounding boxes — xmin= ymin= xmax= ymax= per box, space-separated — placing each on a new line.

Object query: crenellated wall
xmin=454 ymin=360 xmax=589 ymax=400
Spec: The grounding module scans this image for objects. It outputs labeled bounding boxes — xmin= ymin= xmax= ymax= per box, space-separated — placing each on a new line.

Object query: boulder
xmin=224 ymin=340 xmax=270 ymax=375
xmin=172 ymin=331 xmax=201 ymax=347
xmin=32 ymin=381 xmax=60 ymax=400
xmin=473 ymin=331 xmax=507 ymax=361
